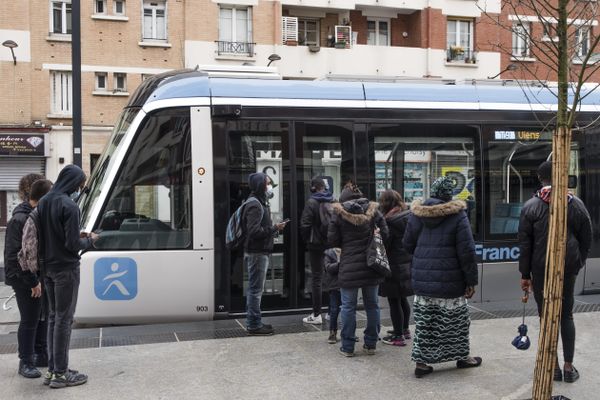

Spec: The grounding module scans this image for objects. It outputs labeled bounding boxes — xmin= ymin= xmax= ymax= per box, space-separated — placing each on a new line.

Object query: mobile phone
xmin=281 ymin=218 xmax=291 ymax=224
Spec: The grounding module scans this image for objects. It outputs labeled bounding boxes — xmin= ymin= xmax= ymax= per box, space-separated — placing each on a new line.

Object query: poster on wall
xmin=256 ymin=150 xmax=282 ymax=215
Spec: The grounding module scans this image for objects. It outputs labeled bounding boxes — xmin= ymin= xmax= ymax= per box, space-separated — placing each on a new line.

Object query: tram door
xmin=225 ymin=121 xmax=292 ymax=311
xmin=368 ymin=124 xmax=482 ymax=299
xmin=295 ymin=122 xmax=354 ymax=310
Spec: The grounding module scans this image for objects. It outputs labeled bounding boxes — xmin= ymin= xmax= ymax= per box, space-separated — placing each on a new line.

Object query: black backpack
xmin=225 ymin=197 xmax=263 ymax=251
xmin=318 ymin=202 xmax=333 ymax=239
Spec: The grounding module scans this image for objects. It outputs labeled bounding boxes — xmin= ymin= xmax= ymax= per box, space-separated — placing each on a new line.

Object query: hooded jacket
xmin=243 ymin=172 xmax=277 ymax=254
xmin=300 ymin=191 xmax=334 ymax=251
xmin=3 ymin=202 xmax=39 ymax=288
xmin=37 ymin=165 xmax=93 ymax=270
xmin=403 ymin=198 xmax=478 ymax=299
xmin=380 ymin=209 xmax=413 ymax=298
xmin=518 ymin=190 xmax=592 ymax=280
xmin=327 ymin=198 xmax=389 ymax=289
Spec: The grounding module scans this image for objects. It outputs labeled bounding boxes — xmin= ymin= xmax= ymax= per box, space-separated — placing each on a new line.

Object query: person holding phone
xmin=242 ymin=173 xmax=287 ymax=336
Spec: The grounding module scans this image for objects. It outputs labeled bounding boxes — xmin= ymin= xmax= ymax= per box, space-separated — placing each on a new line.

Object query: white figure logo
xmin=102 ymin=262 xmax=130 ymax=296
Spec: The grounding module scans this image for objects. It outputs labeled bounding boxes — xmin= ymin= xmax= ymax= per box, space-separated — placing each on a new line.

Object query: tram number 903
xmin=196 ymin=305 xmax=209 ymax=312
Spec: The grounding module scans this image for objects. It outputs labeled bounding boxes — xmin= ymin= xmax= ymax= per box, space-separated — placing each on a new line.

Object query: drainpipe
xmin=425 ymin=0 xmax=432 ymax=77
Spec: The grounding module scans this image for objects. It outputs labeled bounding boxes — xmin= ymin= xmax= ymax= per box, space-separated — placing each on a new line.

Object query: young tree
xmin=480 ymin=1 xmax=600 ymax=399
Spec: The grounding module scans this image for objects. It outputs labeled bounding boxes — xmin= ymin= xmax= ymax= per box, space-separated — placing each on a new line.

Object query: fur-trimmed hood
xmin=411 ymin=198 xmax=466 ymax=228
xmin=333 ymin=199 xmax=379 ymax=226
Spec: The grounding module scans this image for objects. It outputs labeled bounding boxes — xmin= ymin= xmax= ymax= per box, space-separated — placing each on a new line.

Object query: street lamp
xmin=2 ymin=40 xmax=18 ymax=65
xmin=267 ymin=54 xmax=281 ymax=67
xmin=488 ymin=63 xmax=518 ymax=79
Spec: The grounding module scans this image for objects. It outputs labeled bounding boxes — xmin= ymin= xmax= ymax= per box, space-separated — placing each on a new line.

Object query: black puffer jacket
xmin=327 ymin=199 xmax=389 ymax=289
xmin=380 ymin=209 xmax=413 ymax=298
xmin=243 ymin=172 xmax=278 ymax=254
xmin=403 ymin=198 xmax=478 ymax=299
xmin=323 ymin=248 xmax=341 ymax=291
xmin=518 ymin=195 xmax=592 ymax=279
xmin=300 ymin=195 xmax=333 ymax=251
xmin=37 ymin=165 xmax=93 ymax=270
xmin=3 ymin=202 xmax=39 ymax=288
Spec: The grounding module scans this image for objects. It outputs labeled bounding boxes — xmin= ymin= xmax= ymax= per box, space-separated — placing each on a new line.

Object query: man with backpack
xmin=240 ymin=172 xmax=287 ymax=335
xmin=300 ymin=177 xmax=334 ymax=324
xmin=518 ymin=161 xmax=592 ymax=383
xmin=37 ymin=165 xmax=98 ymax=388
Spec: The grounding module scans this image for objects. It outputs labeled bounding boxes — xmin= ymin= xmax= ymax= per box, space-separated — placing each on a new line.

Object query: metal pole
xmin=72 ymin=0 xmax=82 ymax=167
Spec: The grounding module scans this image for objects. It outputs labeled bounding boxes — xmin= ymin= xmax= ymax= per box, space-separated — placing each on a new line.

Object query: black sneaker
xmin=49 ymin=370 xmax=88 ymax=388
xmin=339 ymin=347 xmax=355 ymax=357
xmin=34 ymin=353 xmax=48 ymax=368
xmin=327 ymin=331 xmax=337 ymax=344
xmin=564 ymin=366 xmax=580 ymax=383
xmin=247 ymin=325 xmax=274 ymax=336
xmin=44 ymin=369 xmax=79 ymax=386
xmin=18 ymin=360 xmax=41 ymax=379
xmin=363 ymin=344 xmax=376 ymax=355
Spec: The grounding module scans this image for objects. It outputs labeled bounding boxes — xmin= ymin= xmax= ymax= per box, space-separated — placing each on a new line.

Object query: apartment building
xmin=0 ymin=0 xmax=598 ymax=226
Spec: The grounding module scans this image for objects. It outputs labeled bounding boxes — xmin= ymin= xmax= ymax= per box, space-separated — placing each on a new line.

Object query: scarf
xmin=536 ymin=186 xmax=573 ymax=204
xmin=311 ymin=191 xmax=334 ymax=203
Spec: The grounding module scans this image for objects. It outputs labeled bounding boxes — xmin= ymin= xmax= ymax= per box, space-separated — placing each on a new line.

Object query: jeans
xmin=309 ymin=250 xmax=324 ymax=316
xmin=45 ymin=268 xmax=80 ymax=374
xmin=388 ymin=296 xmax=411 ymax=335
xmin=12 ymin=284 xmax=48 ymax=364
xmin=328 ymin=290 xmax=341 ymax=331
xmin=340 ymin=285 xmax=380 ymax=352
xmin=532 ymin=273 xmax=576 ymax=363
xmin=245 ymin=253 xmax=269 ymax=330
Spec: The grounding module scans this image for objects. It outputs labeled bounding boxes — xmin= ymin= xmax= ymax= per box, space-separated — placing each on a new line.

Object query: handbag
xmin=366 ymin=220 xmax=391 ymax=277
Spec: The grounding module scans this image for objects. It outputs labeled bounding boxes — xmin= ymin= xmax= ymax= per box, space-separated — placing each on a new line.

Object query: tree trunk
xmin=532 ymin=1 xmax=570 ymax=399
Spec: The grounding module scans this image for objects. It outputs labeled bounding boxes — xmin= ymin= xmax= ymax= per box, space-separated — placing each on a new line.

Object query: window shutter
xmin=282 ymin=17 xmax=298 ymax=44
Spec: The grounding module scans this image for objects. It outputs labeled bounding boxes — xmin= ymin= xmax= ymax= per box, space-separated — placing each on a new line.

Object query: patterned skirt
xmin=411 ymin=295 xmax=471 ymax=364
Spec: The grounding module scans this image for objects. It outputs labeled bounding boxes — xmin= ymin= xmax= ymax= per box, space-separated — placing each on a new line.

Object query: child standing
xmin=323 ymin=247 xmax=341 ymax=343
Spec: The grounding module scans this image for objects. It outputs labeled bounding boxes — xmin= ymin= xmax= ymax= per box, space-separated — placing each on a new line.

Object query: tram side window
xmin=486 ymin=130 xmax=580 ymax=238
xmin=371 ymin=134 xmax=477 ymax=234
xmin=94 ymin=109 xmax=192 ymax=250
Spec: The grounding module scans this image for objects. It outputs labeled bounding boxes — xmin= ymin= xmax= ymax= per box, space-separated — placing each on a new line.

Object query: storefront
xmin=0 ymin=128 xmax=49 ymax=227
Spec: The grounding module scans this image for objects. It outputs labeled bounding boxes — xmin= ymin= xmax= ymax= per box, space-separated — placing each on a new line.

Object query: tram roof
xmin=130 ymin=69 xmax=600 ymax=111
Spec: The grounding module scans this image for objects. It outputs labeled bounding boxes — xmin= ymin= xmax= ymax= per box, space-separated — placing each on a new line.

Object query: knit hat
xmin=430 ymin=176 xmax=455 ymax=201
xmin=310 ymin=177 xmax=326 ymax=193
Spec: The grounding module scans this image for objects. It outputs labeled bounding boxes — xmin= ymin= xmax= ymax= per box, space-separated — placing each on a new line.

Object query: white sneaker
xmin=302 ymin=314 xmax=323 ymax=324
xmin=325 ymin=313 xmax=330 ymax=321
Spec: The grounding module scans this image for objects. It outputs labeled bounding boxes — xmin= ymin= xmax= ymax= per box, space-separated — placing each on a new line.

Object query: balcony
xmin=215 ymin=41 xmax=255 ymax=57
xmin=446 ymin=47 xmax=478 ymax=65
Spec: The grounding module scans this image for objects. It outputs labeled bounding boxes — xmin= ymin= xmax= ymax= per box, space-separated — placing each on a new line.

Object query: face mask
xmin=266 ymin=184 xmax=274 ymax=199
xmin=70 ymin=189 xmax=81 ymax=202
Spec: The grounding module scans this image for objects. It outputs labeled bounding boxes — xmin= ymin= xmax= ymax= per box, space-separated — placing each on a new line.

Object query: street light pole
xmin=72 ymin=0 xmax=82 ymax=167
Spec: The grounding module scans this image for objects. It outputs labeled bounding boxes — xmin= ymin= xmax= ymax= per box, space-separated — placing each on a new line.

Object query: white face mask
xmin=266 ymin=184 xmax=274 ymax=199
xmin=70 ymin=189 xmax=81 ymax=202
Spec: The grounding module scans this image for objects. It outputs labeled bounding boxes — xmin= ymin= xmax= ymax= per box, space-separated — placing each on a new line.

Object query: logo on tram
xmin=94 ymin=258 xmax=138 ymax=300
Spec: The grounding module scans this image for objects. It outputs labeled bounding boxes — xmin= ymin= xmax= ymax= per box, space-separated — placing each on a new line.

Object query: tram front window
xmin=486 ymin=129 xmax=580 ymax=237
xmin=93 ymin=108 xmax=192 ymax=250
xmin=80 ymin=107 xmax=139 ymax=228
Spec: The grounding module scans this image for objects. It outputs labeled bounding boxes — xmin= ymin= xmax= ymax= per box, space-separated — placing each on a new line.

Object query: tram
xmin=76 ymin=70 xmax=600 ymax=323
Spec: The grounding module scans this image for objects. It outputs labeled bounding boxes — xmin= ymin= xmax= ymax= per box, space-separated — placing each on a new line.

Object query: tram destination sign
xmin=0 ymin=134 xmax=47 ymax=156
xmin=494 ymin=130 xmax=541 ymax=141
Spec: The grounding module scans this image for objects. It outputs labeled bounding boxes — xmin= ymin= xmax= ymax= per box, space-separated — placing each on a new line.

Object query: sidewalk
xmin=1 ymin=310 xmax=599 ymax=400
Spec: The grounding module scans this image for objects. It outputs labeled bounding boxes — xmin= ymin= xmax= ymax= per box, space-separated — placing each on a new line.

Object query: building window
xmin=512 ymin=22 xmax=531 ymax=57
xmin=50 ymin=71 xmax=72 ymax=115
xmin=95 ymin=0 xmax=106 ymax=14
xmin=50 ymin=1 xmax=72 ymax=35
xmin=577 ymin=27 xmax=590 ymax=57
xmin=218 ymin=6 xmax=253 ymax=56
xmin=143 ymin=0 xmax=167 ymax=41
xmin=114 ymin=0 xmax=125 ymax=15
xmin=95 ymin=72 xmax=108 ymax=91
xmin=90 ymin=153 xmax=101 ymax=173
xmin=114 ymin=73 xmax=127 ymax=92
xmin=298 ymin=18 xmax=319 ymax=46
xmin=367 ymin=19 xmax=389 ymax=46
xmin=447 ymin=19 xmax=473 ymax=61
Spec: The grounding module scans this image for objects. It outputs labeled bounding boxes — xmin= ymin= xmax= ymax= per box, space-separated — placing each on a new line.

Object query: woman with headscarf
xmin=403 ymin=176 xmax=481 ymax=378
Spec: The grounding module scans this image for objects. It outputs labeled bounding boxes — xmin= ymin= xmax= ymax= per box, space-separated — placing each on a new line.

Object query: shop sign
xmin=0 ymin=134 xmax=46 ymax=156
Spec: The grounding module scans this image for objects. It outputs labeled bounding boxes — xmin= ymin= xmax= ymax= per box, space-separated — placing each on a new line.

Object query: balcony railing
xmin=446 ymin=48 xmax=477 ymax=64
xmin=215 ymin=41 xmax=255 ymax=57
